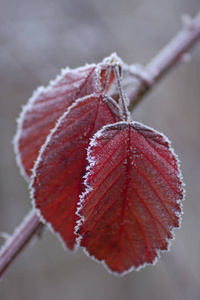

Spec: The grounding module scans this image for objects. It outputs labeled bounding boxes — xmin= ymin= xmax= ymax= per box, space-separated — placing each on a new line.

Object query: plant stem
xmin=113 ymin=64 xmax=130 ymax=121
xmin=128 ymin=12 xmax=200 ymax=110
xmin=0 ymin=209 xmax=43 ymax=279
xmin=0 ymin=12 xmax=200 ymax=280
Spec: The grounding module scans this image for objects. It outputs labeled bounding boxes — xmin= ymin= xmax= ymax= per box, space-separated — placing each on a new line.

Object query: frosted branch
xmin=0 ymin=209 xmax=43 ymax=279
xmin=128 ymin=12 xmax=200 ymax=109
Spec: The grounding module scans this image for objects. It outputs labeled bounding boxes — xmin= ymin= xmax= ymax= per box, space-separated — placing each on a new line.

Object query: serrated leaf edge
xmin=29 ymin=93 xmax=123 ymax=252
xmin=75 ymin=121 xmax=185 ymax=275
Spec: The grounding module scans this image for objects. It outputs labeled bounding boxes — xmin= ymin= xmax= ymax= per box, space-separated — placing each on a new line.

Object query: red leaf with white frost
xmin=14 ymin=59 xmax=116 ymax=179
xmin=31 ymin=95 xmax=123 ymax=251
xmin=77 ymin=122 xmax=184 ymax=275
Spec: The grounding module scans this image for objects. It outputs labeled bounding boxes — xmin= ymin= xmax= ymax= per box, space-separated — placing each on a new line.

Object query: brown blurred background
xmin=0 ymin=0 xmax=200 ymax=299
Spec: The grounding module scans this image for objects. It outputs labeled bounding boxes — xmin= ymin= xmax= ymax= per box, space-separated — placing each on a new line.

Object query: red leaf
xmin=14 ymin=60 xmax=116 ymax=179
xmin=77 ymin=122 xmax=184 ymax=274
xmin=31 ymin=95 xmax=123 ymax=251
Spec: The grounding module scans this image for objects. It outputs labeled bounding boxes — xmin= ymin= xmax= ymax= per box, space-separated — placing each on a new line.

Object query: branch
xmin=0 ymin=209 xmax=43 ymax=279
xmin=127 ymin=12 xmax=200 ymax=109
xmin=0 ymin=12 xmax=200 ymax=280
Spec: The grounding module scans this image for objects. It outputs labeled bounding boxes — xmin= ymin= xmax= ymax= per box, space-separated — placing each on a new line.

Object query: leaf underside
xmin=31 ymin=95 xmax=123 ymax=250
xmin=77 ymin=122 xmax=184 ymax=274
xmin=15 ymin=62 xmax=115 ymax=178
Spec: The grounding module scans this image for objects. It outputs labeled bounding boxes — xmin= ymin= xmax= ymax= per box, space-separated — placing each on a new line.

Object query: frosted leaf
xmin=31 ymin=94 xmax=123 ymax=251
xmin=14 ymin=55 xmax=120 ymax=180
xmin=77 ymin=121 xmax=184 ymax=275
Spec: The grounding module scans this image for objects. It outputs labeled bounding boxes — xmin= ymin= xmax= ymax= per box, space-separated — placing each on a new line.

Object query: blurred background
xmin=0 ymin=0 xmax=200 ymax=299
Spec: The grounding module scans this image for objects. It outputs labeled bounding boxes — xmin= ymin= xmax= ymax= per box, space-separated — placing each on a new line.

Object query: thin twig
xmin=0 ymin=209 xmax=43 ymax=279
xmin=128 ymin=12 xmax=200 ymax=110
xmin=0 ymin=12 xmax=200 ymax=280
